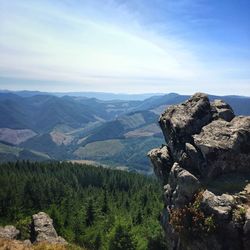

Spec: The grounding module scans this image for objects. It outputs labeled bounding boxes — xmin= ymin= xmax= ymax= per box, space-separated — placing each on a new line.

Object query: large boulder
xmin=0 ymin=225 xmax=19 ymax=239
xmin=211 ymin=99 xmax=235 ymax=122
xmin=159 ymin=93 xmax=212 ymax=151
xmin=201 ymin=190 xmax=235 ymax=220
xmin=193 ymin=116 xmax=250 ymax=177
xmin=31 ymin=212 xmax=66 ymax=244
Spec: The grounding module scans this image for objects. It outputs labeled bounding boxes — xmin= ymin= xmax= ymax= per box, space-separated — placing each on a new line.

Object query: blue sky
xmin=0 ymin=0 xmax=249 ymax=95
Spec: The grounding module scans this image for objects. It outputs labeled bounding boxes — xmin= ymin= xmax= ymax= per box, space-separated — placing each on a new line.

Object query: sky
xmin=0 ymin=0 xmax=249 ymax=95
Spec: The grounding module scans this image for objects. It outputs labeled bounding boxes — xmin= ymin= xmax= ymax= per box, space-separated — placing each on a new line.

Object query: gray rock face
xmin=0 ymin=225 xmax=19 ymax=239
xmin=149 ymin=93 xmax=250 ymax=179
xmin=31 ymin=212 xmax=66 ymax=244
xmin=211 ymin=99 xmax=235 ymax=122
xmin=201 ymin=190 xmax=235 ymax=220
xmin=165 ymin=163 xmax=200 ymax=207
xmin=23 ymin=239 xmax=32 ymax=245
xmin=193 ymin=116 xmax=250 ymax=177
xmin=159 ymin=93 xmax=212 ymax=151
xmin=148 ymin=93 xmax=250 ymax=250
xmin=147 ymin=146 xmax=173 ymax=182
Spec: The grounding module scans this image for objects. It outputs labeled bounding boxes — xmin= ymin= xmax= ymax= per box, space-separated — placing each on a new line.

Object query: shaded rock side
xmin=211 ymin=99 xmax=235 ymax=122
xmin=164 ymin=163 xmax=200 ymax=207
xmin=31 ymin=212 xmax=66 ymax=244
xmin=147 ymin=145 xmax=173 ymax=182
xmin=159 ymin=93 xmax=212 ymax=152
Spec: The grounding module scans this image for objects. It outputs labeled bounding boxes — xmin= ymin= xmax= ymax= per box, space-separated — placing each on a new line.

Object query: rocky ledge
xmin=148 ymin=93 xmax=250 ymax=250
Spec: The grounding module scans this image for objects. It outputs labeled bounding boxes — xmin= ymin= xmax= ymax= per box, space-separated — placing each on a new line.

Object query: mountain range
xmin=1 ymin=90 xmax=250 ymax=173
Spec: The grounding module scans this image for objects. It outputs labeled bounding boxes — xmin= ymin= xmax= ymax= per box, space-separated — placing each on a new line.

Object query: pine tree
xmin=50 ymin=205 xmax=63 ymax=235
xmin=94 ymin=233 xmax=102 ymax=250
xmin=101 ymin=189 xmax=109 ymax=214
xmin=86 ymin=199 xmax=95 ymax=226
xmin=135 ymin=210 xmax=143 ymax=225
xmin=109 ymin=224 xmax=136 ymax=250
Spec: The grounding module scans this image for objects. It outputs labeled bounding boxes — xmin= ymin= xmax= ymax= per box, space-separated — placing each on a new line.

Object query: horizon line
xmin=1 ymin=89 xmax=250 ymax=98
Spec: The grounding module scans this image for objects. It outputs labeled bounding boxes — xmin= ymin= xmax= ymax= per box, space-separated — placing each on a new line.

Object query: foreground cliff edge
xmin=148 ymin=93 xmax=250 ymax=250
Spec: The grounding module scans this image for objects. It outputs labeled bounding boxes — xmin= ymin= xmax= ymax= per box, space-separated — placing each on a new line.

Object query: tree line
xmin=0 ymin=161 xmax=167 ymax=249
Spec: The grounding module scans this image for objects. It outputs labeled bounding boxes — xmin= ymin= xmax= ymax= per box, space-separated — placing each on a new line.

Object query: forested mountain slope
xmin=0 ymin=92 xmax=250 ymax=172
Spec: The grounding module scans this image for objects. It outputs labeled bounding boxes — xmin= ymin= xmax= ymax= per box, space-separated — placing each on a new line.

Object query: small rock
xmin=201 ymin=190 xmax=235 ymax=220
xmin=23 ymin=239 xmax=32 ymax=245
xmin=0 ymin=225 xmax=20 ymax=239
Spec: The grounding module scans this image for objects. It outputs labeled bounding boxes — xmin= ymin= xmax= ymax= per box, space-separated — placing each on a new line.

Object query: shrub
xmin=169 ymin=191 xmax=216 ymax=239
xmin=16 ymin=216 xmax=32 ymax=240
xmin=232 ymin=206 xmax=246 ymax=224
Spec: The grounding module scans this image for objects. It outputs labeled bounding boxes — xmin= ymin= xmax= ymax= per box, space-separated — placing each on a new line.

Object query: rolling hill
xmin=0 ymin=91 xmax=249 ymax=172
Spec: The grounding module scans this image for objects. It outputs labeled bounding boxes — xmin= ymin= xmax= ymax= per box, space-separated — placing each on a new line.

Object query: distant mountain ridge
xmin=0 ymin=90 xmax=163 ymax=101
xmin=0 ymin=91 xmax=250 ymax=172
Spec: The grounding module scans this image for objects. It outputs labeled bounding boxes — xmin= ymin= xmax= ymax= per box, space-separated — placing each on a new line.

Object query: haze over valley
xmin=0 ymin=90 xmax=250 ymax=173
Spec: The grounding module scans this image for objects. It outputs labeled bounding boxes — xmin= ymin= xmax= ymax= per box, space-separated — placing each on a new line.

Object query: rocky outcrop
xmin=0 ymin=212 xmax=67 ymax=246
xmin=148 ymin=93 xmax=250 ymax=250
xmin=31 ymin=212 xmax=66 ymax=244
xmin=0 ymin=225 xmax=20 ymax=239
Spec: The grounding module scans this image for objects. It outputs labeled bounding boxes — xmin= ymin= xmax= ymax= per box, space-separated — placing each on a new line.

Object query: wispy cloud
xmin=0 ymin=0 xmax=249 ymax=95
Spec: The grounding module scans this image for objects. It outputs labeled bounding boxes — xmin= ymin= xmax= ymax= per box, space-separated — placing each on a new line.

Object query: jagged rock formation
xmin=148 ymin=93 xmax=250 ymax=250
xmin=31 ymin=212 xmax=67 ymax=244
